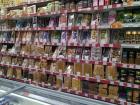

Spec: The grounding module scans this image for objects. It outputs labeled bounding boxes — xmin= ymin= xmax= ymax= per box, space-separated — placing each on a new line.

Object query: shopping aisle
xmin=0 ymin=0 xmax=140 ymax=105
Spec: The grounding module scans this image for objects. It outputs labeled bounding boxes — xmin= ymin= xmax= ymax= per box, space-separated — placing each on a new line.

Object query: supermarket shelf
xmin=0 ymin=77 xmax=138 ymax=105
xmin=1 ymin=1 xmax=140 ymax=21
xmin=5 ymin=1 xmax=140 ymax=12
xmin=0 ymin=26 xmax=91 ymax=31
xmin=0 ymin=40 xmax=120 ymax=48
xmin=1 ymin=23 xmax=140 ymax=32
xmin=0 ymin=62 xmax=139 ymax=90
xmin=0 ymin=52 xmax=139 ymax=69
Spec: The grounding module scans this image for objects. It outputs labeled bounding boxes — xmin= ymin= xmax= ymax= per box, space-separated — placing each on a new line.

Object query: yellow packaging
xmin=74 ymin=63 xmax=82 ymax=76
xmin=72 ymin=78 xmax=81 ymax=91
xmin=83 ymin=63 xmax=93 ymax=77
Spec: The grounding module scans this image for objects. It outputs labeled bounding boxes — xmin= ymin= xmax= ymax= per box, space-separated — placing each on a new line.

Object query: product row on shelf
xmin=0 ymin=43 xmax=140 ymax=85
xmin=0 ymin=29 xmax=140 ymax=46
xmin=1 ymin=8 xmax=140 ymax=28
xmin=0 ymin=0 xmax=132 ymax=10
xmin=0 ymin=62 xmax=140 ymax=104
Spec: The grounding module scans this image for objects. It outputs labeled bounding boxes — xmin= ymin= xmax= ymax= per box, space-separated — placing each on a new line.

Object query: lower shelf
xmin=0 ymin=76 xmax=138 ymax=105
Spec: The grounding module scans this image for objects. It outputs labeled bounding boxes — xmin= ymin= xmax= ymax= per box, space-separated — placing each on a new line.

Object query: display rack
xmin=0 ymin=0 xmax=140 ymax=105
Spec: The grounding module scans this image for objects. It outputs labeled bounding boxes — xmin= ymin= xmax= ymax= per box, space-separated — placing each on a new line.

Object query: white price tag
xmin=134 ymin=85 xmax=139 ymax=89
xmin=127 ymin=83 xmax=132 ymax=87
xmin=129 ymin=64 xmax=134 ymax=68
xmin=94 ymin=95 xmax=98 ymax=99
xmin=119 ymin=82 xmax=124 ymax=86
xmin=76 ymin=59 xmax=80 ymax=63
xmin=75 ymin=91 xmax=79 ymax=94
xmin=102 ymin=97 xmax=105 ymax=101
xmin=135 ymin=65 xmax=140 ymax=69
xmin=85 ymin=76 xmax=89 ymax=80
xmin=122 ymin=64 xmax=127 ymax=68
xmin=85 ymin=93 xmax=88 ymax=97
xmin=108 ymin=5 xmax=112 ymax=8
xmin=95 ymin=61 xmax=98 ymax=65
xmin=103 ymin=62 xmax=107 ymax=65
xmin=110 ymin=81 xmax=114 ymax=84
xmin=68 ymin=58 xmax=71 ymax=62
xmin=85 ymin=60 xmax=89 ymax=63
xmin=120 ymin=101 xmax=125 ymax=105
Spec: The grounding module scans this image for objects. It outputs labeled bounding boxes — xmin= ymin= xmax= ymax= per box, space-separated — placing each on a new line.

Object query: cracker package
xmin=88 ymin=82 xmax=98 ymax=95
xmin=83 ymin=63 xmax=92 ymax=77
xmin=40 ymin=60 xmax=47 ymax=70
xmin=98 ymin=84 xmax=108 ymax=97
xmin=56 ymin=61 xmax=65 ymax=73
xmin=72 ymin=78 xmax=81 ymax=91
xmin=37 ymin=45 xmax=44 ymax=55
xmin=82 ymin=80 xmax=89 ymax=93
xmin=28 ymin=59 xmax=35 ymax=68
xmin=74 ymin=63 xmax=82 ymax=76
xmin=34 ymin=60 xmax=41 ymax=69
xmin=44 ymin=46 xmax=52 ymax=57
xmin=108 ymin=85 xmax=118 ymax=99
xmin=47 ymin=75 xmax=56 ymax=86
xmin=56 ymin=75 xmax=63 ymax=88
xmin=106 ymin=66 xmax=117 ymax=80
xmin=63 ymin=77 xmax=72 ymax=89
xmin=93 ymin=65 xmax=104 ymax=79
xmin=7 ymin=67 xmax=13 ymax=78
xmin=15 ymin=68 xmax=22 ymax=79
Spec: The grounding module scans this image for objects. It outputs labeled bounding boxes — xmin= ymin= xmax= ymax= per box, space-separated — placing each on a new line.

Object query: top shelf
xmin=4 ymin=1 xmax=140 ymax=11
